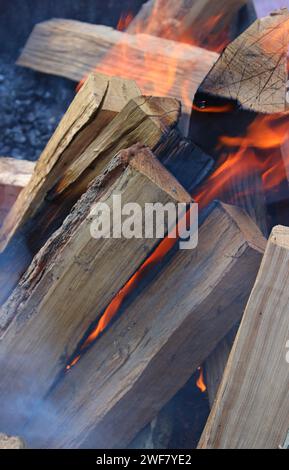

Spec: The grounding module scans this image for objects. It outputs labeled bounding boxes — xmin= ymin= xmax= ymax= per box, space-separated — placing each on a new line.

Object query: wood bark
xmin=17 ymin=18 xmax=219 ymax=132
xmin=127 ymin=0 xmax=248 ymax=51
xmin=199 ymin=225 xmax=289 ymax=449
xmin=22 ymin=202 xmax=266 ymax=449
xmin=0 ymin=145 xmax=191 ymax=435
xmin=0 ymin=157 xmax=35 ymax=226
xmin=0 ymin=94 xmax=179 ymax=306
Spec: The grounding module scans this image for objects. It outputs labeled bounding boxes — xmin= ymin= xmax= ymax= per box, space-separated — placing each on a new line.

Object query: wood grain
xmin=23 ymin=202 xmax=266 ymax=449
xmin=199 ymin=225 xmax=289 ymax=449
xmin=0 ymin=94 xmax=180 ymax=307
xmin=0 ymin=145 xmax=191 ymax=435
xmin=127 ymin=0 xmax=247 ymax=51
xmin=17 ymin=18 xmax=218 ymax=132
xmin=0 ymin=157 xmax=35 ymax=226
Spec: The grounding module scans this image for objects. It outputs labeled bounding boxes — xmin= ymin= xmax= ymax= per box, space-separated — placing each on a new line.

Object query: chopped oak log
xmin=0 ymin=145 xmax=191 ymax=435
xmin=17 ymin=18 xmax=219 ymax=132
xmin=0 ymin=157 xmax=35 ymax=226
xmin=0 ymin=94 xmax=179 ymax=306
xmin=127 ymin=0 xmax=248 ymax=52
xmin=199 ymin=225 xmax=289 ymax=449
xmin=190 ymin=9 xmax=289 ymax=156
xmin=23 ymin=202 xmax=266 ymax=449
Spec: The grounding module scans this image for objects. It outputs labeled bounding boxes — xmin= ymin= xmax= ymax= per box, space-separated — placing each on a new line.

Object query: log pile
xmin=0 ymin=5 xmax=288 ymax=450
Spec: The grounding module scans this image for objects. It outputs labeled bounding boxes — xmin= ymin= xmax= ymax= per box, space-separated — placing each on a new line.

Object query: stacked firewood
xmin=0 ymin=1 xmax=288 ymax=449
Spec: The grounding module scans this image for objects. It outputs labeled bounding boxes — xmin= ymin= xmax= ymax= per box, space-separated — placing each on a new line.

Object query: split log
xmin=0 ymin=94 xmax=179 ymax=306
xmin=0 ymin=72 xmax=140 ymax=251
xmin=190 ymin=9 xmax=289 ymax=156
xmin=127 ymin=0 xmax=248 ymax=51
xmin=0 ymin=145 xmax=191 ymax=434
xmin=199 ymin=225 xmax=289 ymax=449
xmin=17 ymin=18 xmax=219 ymax=132
xmin=0 ymin=157 xmax=35 ymax=226
xmin=204 ymin=325 xmax=239 ymax=408
xmin=23 ymin=202 xmax=266 ymax=449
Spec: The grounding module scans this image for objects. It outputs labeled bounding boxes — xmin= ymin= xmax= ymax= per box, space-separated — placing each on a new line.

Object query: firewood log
xmin=199 ymin=225 xmax=289 ymax=449
xmin=0 ymin=94 xmax=179 ymax=306
xmin=22 ymin=202 xmax=266 ymax=449
xmin=0 ymin=157 xmax=35 ymax=226
xmin=127 ymin=0 xmax=248 ymax=51
xmin=0 ymin=145 xmax=191 ymax=435
xmin=17 ymin=18 xmax=219 ymax=133
xmin=190 ymin=9 xmax=289 ymax=156
xmin=0 ymin=72 xmax=140 ymax=252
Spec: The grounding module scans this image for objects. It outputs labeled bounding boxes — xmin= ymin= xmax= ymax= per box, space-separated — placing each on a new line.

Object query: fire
xmin=67 ymin=10 xmax=289 ymax=375
xmin=65 ymin=208 xmax=195 ymax=370
xmin=117 ymin=12 xmax=134 ymax=31
xmin=77 ymin=8 xmax=229 ymax=113
xmin=196 ymin=367 xmax=207 ymax=393
xmin=194 ymin=111 xmax=289 ymax=209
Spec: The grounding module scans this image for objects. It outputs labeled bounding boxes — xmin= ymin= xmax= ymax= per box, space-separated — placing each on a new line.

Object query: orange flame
xmin=66 ymin=208 xmax=195 ymax=369
xmin=196 ymin=367 xmax=207 ymax=393
xmin=194 ymin=112 xmax=289 ymax=209
xmin=117 ymin=12 xmax=134 ymax=31
xmin=77 ymin=8 xmax=229 ymax=113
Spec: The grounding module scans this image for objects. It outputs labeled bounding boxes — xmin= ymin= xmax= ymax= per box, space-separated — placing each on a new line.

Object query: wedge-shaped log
xmin=0 ymin=72 xmax=140 ymax=250
xmin=199 ymin=225 xmax=289 ymax=449
xmin=17 ymin=18 xmax=218 ymax=129
xmin=0 ymin=94 xmax=179 ymax=306
xmin=0 ymin=145 xmax=191 ymax=434
xmin=23 ymin=202 xmax=266 ymax=449
xmin=127 ymin=0 xmax=248 ymax=51
xmin=0 ymin=157 xmax=35 ymax=226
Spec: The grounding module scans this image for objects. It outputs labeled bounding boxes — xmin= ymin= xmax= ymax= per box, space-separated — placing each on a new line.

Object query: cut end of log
xmin=195 ymin=8 xmax=289 ymax=114
xmin=270 ymin=225 xmax=289 ymax=248
xmin=121 ymin=144 xmax=192 ymax=203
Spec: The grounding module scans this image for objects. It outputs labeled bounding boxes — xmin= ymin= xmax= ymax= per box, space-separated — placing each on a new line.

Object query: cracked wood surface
xmin=197 ymin=9 xmax=289 ymax=113
xmin=23 ymin=202 xmax=265 ymax=449
xmin=199 ymin=226 xmax=289 ymax=449
xmin=0 ymin=94 xmax=179 ymax=308
xmin=17 ymin=18 xmax=218 ymax=133
xmin=0 ymin=145 xmax=191 ymax=437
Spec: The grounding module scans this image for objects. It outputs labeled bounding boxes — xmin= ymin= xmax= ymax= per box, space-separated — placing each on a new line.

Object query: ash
xmin=0 ymin=56 xmax=75 ymax=161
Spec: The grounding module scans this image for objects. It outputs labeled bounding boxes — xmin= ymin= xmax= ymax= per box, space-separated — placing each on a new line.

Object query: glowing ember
xmin=196 ymin=366 xmax=207 ymax=393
